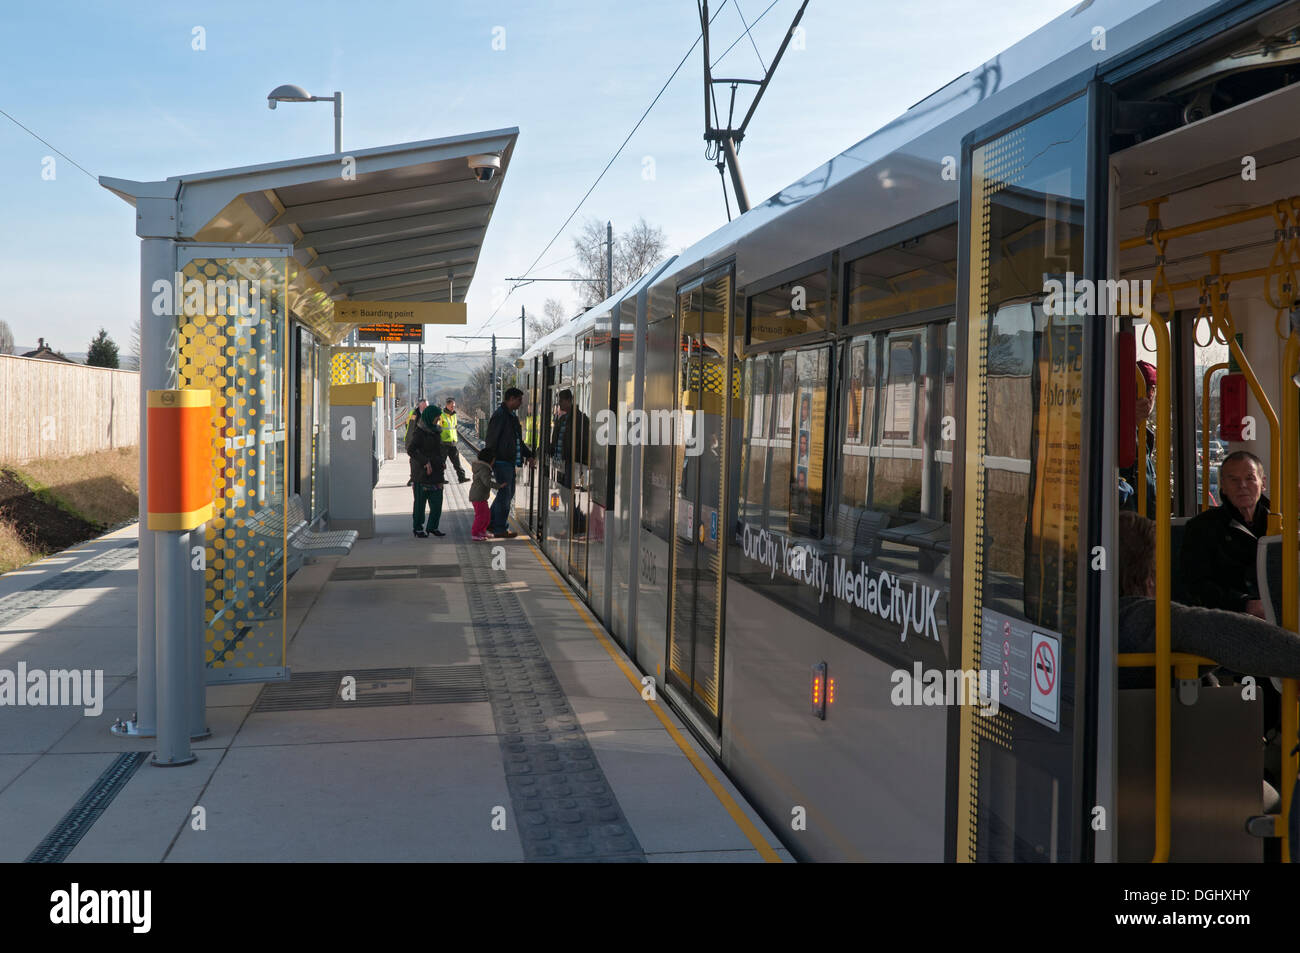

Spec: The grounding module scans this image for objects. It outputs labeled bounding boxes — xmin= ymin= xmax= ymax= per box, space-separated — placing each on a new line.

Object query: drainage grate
xmin=329 ymin=564 xmax=461 ymax=581
xmin=253 ymin=665 xmax=487 ymax=711
xmin=26 ymin=751 xmax=149 ymax=863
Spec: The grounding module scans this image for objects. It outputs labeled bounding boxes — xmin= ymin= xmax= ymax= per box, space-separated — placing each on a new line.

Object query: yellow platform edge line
xmin=521 ymin=533 xmax=782 ymax=863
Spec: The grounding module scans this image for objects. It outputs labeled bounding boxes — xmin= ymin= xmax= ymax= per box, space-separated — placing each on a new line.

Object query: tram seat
xmin=851 ymin=508 xmax=890 ymax=560
xmin=1117 ymin=685 xmax=1264 ymax=861
xmin=1256 ymin=535 xmax=1285 ymax=626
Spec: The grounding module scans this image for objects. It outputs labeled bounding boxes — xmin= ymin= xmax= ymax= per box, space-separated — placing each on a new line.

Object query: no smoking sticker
xmin=1030 ymin=631 xmax=1059 ymax=725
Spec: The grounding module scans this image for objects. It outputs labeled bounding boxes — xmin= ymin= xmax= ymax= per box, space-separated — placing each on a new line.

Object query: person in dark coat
xmin=409 ymin=405 xmax=447 ymax=538
xmin=404 ymin=399 xmax=427 ymax=487
xmin=1180 ymin=450 xmax=1269 ymax=618
xmin=484 ymin=387 xmax=534 ymax=538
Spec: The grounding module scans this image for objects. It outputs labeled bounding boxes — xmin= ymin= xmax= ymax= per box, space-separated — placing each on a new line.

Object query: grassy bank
xmin=0 ymin=447 xmax=139 ymax=574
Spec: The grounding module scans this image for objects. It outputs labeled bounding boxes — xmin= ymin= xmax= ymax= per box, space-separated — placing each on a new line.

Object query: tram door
xmin=517 ymin=361 xmax=536 ymax=535
xmin=953 ymin=88 xmax=1103 ymax=862
xmin=568 ymin=334 xmax=593 ymax=588
xmin=667 ymin=269 xmax=734 ymax=734
xmin=542 ymin=359 xmax=567 ymax=565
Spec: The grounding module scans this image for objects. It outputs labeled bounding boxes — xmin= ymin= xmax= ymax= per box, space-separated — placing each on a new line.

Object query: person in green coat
xmin=409 ymin=404 xmax=447 ymax=537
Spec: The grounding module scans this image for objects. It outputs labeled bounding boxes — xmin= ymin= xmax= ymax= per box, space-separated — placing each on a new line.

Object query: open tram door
xmin=949 ymin=81 xmax=1112 ymax=862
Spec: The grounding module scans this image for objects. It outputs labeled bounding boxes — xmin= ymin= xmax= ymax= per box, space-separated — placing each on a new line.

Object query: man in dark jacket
xmin=404 ymin=399 xmax=427 ymax=487
xmin=485 ymin=387 xmax=534 ymax=538
xmin=1180 ymin=450 xmax=1270 ymax=617
xmin=409 ymin=405 xmax=448 ymax=537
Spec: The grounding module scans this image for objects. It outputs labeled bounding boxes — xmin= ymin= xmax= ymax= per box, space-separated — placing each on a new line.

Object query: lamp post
xmin=267 ymin=84 xmax=343 ymax=153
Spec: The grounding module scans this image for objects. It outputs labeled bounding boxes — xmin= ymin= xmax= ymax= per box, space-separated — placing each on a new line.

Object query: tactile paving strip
xmin=329 ymin=564 xmax=462 ymax=581
xmin=0 ymin=541 xmax=138 ymax=629
xmin=254 ymin=665 xmax=487 ymax=711
xmin=450 ymin=505 xmax=646 ymax=862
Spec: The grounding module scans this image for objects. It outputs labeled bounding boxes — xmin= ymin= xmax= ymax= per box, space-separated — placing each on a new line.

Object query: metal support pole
xmin=116 ymin=238 xmax=175 ymax=739
xmin=521 ymin=305 xmax=526 ymax=352
xmin=334 ymin=91 xmax=343 ymax=154
xmin=188 ymin=526 xmax=210 ymax=740
xmin=154 ymin=528 xmax=196 ymax=766
xmin=606 ymin=221 xmax=614 ymax=300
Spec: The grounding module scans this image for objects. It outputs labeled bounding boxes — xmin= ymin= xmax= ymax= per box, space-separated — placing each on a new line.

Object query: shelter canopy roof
xmin=101 ymin=128 xmax=518 ymax=343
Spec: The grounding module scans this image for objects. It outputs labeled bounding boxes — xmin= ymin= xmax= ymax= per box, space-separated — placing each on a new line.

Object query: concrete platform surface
xmin=0 ymin=458 xmax=790 ymax=863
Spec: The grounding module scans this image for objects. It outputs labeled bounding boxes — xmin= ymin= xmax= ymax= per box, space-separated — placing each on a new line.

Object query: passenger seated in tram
xmin=1119 ymin=510 xmax=1300 ymax=678
xmin=1179 ymin=451 xmax=1270 ymax=619
xmin=1120 ymin=509 xmax=1298 ymax=815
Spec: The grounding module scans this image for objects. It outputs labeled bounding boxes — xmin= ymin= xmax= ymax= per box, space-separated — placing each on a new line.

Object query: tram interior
xmin=1111 ymin=67 xmax=1300 ymax=860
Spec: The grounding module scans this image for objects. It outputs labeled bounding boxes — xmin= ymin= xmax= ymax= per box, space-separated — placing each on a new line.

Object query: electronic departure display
xmin=357 ymin=324 xmax=424 ymax=343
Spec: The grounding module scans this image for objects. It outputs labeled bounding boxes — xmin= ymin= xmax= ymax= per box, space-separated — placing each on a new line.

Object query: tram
xmin=515 ymin=0 xmax=1300 ymax=861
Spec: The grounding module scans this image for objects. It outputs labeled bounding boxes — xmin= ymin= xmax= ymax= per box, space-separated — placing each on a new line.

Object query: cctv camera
xmin=268 ymin=100 xmax=277 ymax=110
xmin=468 ymin=154 xmax=501 ymax=183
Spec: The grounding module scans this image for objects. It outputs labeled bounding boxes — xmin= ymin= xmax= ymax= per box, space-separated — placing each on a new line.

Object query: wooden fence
xmin=0 ymin=354 xmax=139 ymax=463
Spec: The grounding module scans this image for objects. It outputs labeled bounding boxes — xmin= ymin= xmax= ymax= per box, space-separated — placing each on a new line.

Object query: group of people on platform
xmin=404 ymin=389 xmax=534 ymax=541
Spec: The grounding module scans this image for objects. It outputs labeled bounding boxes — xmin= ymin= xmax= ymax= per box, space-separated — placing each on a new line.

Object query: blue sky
xmin=0 ymin=0 xmax=1077 ymax=357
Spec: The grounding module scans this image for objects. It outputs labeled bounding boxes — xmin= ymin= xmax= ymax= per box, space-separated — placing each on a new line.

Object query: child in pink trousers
xmin=469 ymin=447 xmax=502 ymax=540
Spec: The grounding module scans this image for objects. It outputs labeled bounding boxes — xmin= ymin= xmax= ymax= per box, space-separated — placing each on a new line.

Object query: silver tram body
xmin=516 ymin=0 xmax=1300 ymax=861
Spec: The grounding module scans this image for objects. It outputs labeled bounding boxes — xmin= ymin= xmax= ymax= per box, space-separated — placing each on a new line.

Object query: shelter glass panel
xmin=176 ymin=256 xmax=289 ymax=680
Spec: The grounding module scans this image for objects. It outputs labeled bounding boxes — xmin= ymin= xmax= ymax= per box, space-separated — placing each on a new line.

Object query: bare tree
xmin=567 ymin=217 xmax=668 ymax=308
xmin=526 ymin=298 xmax=570 ymax=345
xmin=126 ymin=319 xmax=141 ymax=370
xmin=0 ymin=319 xmax=12 ymax=355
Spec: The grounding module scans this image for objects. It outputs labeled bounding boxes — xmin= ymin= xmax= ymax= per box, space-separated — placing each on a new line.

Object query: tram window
xmin=738 ymin=345 xmax=830 ymax=539
xmin=839 ymin=325 xmax=948 ymax=530
xmin=739 ymin=355 xmax=774 ymax=525
xmin=844 ymin=223 xmax=958 ymax=326
xmin=747 ymin=269 xmax=829 ymax=344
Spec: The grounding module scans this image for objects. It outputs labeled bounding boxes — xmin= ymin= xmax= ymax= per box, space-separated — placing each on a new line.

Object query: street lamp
xmin=267 ymin=84 xmax=342 ymax=153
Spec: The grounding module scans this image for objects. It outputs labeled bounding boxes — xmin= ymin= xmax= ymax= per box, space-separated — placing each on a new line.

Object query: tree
xmin=526 ymin=298 xmax=570 ymax=345
xmin=0 ymin=319 xmax=13 ymax=355
xmin=86 ymin=328 xmax=120 ymax=368
xmin=125 ymin=319 xmax=141 ymax=370
xmin=567 ymin=217 xmax=668 ymax=308
xmin=463 ymin=362 xmax=495 ymax=418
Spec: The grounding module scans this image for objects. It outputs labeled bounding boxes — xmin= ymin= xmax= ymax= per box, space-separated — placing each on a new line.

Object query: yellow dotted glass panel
xmin=177 ymin=256 xmax=289 ymax=675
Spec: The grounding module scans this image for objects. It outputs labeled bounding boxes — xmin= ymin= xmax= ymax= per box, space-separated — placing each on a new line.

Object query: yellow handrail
xmin=1146 ymin=241 xmax=1174 ymax=862
xmin=1201 ymin=362 xmax=1229 ymax=511
xmin=1120 ymin=198 xmax=1290 ymax=251
xmin=1206 ymin=258 xmax=1282 ymax=535
xmin=1280 ymin=331 xmax=1300 ymax=862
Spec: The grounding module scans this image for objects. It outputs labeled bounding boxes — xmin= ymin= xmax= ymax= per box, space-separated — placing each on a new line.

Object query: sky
xmin=0 ymin=0 xmax=1080 ymax=358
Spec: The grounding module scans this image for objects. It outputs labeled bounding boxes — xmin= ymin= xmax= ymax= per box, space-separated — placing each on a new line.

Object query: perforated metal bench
xmin=285 ymin=494 xmax=357 ymax=561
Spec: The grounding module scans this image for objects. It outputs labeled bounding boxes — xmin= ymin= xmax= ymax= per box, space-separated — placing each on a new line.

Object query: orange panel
xmin=147 ymin=390 xmax=214 ymax=530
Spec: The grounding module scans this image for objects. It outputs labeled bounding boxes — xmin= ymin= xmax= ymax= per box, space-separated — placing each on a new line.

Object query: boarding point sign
xmin=333 ymin=300 xmax=468 ymax=326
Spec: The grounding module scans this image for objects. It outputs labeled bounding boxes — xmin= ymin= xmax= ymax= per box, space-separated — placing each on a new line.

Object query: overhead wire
xmin=0 ymin=107 xmax=98 ymax=181
xmin=467 ymin=0 xmax=737 ymax=341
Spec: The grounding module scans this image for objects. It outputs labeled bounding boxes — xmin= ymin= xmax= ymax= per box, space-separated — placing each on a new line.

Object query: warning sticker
xmin=979 ymin=608 xmax=1062 ymax=732
xmin=1030 ymin=631 xmax=1060 ymax=725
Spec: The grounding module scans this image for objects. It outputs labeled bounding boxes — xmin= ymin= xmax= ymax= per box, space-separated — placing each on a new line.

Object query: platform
xmin=0 ymin=458 xmax=789 ymax=863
